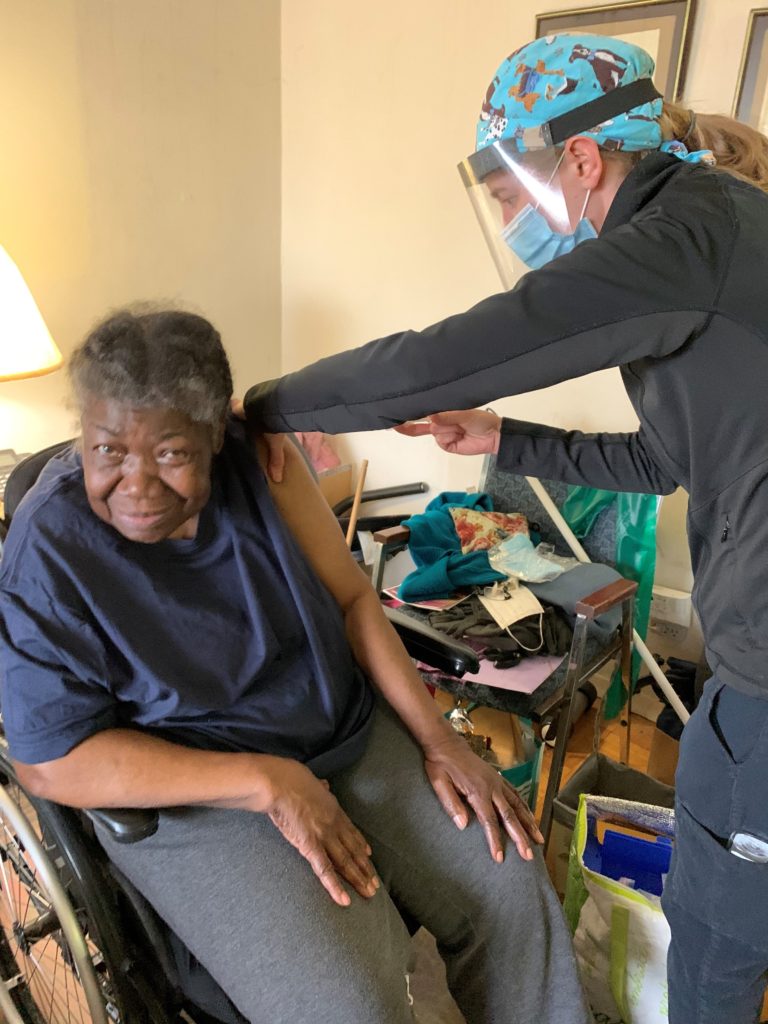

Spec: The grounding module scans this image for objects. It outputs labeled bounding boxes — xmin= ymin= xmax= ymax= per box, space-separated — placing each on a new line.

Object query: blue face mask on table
xmin=501 ymin=192 xmax=597 ymax=271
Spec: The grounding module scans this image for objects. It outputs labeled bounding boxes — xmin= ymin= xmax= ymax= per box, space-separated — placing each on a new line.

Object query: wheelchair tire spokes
xmin=0 ymin=779 xmax=114 ymax=1024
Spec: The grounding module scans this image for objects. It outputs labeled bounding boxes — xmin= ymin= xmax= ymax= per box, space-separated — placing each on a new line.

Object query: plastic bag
xmin=564 ymin=794 xmax=673 ymax=1024
xmin=488 ymin=533 xmax=577 ymax=582
xmin=561 ymin=487 xmax=659 ymax=719
xmin=537 ymin=542 xmax=581 ymax=574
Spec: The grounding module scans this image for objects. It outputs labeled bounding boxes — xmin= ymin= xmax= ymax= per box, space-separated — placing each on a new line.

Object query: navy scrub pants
xmin=662 ymin=677 xmax=768 ymax=1023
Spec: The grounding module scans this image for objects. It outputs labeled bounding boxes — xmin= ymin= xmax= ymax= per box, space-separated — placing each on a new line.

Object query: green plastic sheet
xmin=561 ymin=487 xmax=659 ymax=719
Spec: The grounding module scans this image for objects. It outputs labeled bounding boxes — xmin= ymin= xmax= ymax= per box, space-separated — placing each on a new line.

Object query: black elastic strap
xmin=546 ymin=78 xmax=662 ymax=146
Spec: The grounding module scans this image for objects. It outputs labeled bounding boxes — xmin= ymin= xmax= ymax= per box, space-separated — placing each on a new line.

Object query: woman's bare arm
xmin=15 ymin=728 xmax=378 ymax=906
xmin=261 ymin=442 xmax=543 ymax=860
xmin=14 ymin=728 xmax=276 ymax=810
xmin=261 ymin=441 xmax=460 ymax=753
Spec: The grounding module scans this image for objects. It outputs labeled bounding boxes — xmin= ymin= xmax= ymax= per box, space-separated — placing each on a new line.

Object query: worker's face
xmin=486 ymin=150 xmax=588 ymax=233
xmin=486 ymin=169 xmax=534 ymax=227
xmin=486 ymin=161 xmax=573 ymax=235
xmin=81 ymin=395 xmax=223 ymax=543
xmin=461 ymin=138 xmax=609 ymax=287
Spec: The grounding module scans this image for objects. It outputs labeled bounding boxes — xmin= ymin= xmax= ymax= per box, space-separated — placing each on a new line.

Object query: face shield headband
xmin=468 ymin=77 xmax=662 ymax=173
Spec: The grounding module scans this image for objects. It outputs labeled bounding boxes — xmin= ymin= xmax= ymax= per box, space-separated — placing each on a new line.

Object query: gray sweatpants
xmin=98 ymin=705 xmax=589 ymax=1023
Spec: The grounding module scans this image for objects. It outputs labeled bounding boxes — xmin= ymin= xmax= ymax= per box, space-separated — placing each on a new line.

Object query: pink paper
xmin=427 ymin=654 xmax=565 ymax=694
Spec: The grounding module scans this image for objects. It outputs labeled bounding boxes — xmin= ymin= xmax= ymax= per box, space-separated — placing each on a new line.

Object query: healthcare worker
xmin=244 ymin=35 xmax=768 ymax=1023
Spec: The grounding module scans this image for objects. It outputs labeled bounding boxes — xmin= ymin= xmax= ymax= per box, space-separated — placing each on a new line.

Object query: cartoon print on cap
xmin=473 ymin=33 xmax=665 ymax=155
xmin=471 ymin=33 xmax=714 ymax=166
xmin=480 ymin=75 xmax=509 ymax=141
xmin=508 ymin=59 xmax=566 ymax=113
xmin=569 ymin=43 xmax=629 ymax=92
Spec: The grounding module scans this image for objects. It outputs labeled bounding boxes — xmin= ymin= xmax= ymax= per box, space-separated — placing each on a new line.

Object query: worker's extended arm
xmin=244 ymin=208 xmax=721 ymax=434
xmin=398 ymin=409 xmax=680 ymax=494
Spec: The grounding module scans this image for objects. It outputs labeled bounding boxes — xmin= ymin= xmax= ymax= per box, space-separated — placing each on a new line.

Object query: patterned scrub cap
xmin=475 ymin=33 xmax=663 ymax=157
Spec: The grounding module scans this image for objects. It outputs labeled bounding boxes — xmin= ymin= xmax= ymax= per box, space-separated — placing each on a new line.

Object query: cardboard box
xmin=647 ymin=725 xmax=679 ymax=787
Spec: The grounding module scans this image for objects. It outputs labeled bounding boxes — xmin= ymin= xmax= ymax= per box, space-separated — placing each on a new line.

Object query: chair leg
xmin=539 ymin=613 xmax=591 ymax=852
xmin=371 ymin=540 xmax=386 ymax=594
xmin=618 ymin=596 xmax=635 ymax=766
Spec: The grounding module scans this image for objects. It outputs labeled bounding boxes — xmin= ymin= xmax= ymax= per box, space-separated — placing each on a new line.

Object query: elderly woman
xmin=0 ymin=310 xmax=588 ymax=1024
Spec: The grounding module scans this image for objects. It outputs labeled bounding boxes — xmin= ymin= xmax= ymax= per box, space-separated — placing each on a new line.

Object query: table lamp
xmin=0 ymin=244 xmax=62 ymax=382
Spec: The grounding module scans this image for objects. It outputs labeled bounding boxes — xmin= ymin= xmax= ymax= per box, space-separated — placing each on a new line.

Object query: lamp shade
xmin=0 ymin=245 xmax=62 ymax=382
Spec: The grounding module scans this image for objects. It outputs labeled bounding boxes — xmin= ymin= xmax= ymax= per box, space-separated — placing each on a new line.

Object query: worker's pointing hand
xmin=395 ymin=409 xmax=502 ymax=457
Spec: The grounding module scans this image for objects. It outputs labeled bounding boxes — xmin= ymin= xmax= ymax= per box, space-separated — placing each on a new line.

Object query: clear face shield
xmin=458 ymin=141 xmax=581 ymax=290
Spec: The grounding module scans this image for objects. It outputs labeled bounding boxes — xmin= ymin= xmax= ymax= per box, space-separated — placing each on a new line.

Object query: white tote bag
xmin=563 ymin=794 xmax=675 ymax=1024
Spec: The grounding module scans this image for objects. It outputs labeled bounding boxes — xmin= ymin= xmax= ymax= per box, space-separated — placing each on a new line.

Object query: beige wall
xmin=0 ymin=0 xmax=281 ymax=455
xmin=281 ymin=0 xmax=760 ymax=595
xmin=3 ymin=0 xmax=756 ymax=595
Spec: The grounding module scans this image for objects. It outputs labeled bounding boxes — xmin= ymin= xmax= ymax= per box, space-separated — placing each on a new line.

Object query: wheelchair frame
xmin=0 ymin=733 xmax=244 ymax=1024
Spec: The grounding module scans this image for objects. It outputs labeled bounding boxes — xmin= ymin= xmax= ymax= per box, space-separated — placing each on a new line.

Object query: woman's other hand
xmin=423 ymin=735 xmax=544 ymax=862
xmin=230 ymin=398 xmax=288 ymax=483
xmin=395 ymin=409 xmax=502 ymax=456
xmin=263 ymin=758 xmax=379 ymax=907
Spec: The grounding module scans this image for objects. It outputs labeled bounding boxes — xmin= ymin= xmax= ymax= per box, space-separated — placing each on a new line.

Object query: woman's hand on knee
xmin=423 ymin=740 xmax=544 ymax=862
xmin=263 ymin=760 xmax=379 ymax=907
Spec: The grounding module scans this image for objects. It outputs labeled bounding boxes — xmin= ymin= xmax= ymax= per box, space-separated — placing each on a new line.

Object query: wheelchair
xmin=0 ymin=443 xmax=478 ymax=1023
xmin=0 ymin=738 xmax=252 ymax=1024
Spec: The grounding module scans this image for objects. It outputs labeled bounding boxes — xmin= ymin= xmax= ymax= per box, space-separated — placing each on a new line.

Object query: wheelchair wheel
xmin=0 ymin=767 xmax=132 ymax=1023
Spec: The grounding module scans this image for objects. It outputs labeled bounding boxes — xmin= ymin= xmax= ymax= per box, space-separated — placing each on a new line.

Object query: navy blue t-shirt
xmin=0 ymin=427 xmax=374 ymax=775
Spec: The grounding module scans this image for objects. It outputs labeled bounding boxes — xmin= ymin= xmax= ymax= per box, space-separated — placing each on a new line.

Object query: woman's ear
xmin=564 ymin=136 xmax=604 ymax=190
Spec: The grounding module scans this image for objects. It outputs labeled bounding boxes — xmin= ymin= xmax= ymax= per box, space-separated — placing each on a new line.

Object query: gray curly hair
xmin=69 ymin=308 xmax=233 ymax=428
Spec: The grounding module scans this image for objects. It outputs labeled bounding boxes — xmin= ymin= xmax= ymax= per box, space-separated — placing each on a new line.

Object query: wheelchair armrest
xmin=373 ymin=524 xmax=411 ymax=545
xmin=85 ymin=807 xmax=159 ymax=844
xmin=384 ymin=605 xmax=480 ymax=677
xmin=575 ymin=578 xmax=638 ymax=620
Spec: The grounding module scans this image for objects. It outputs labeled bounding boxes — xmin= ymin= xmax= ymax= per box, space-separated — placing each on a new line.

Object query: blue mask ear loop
xmin=532 ymin=149 xmax=566 ymax=215
xmin=579 ymin=187 xmax=592 ymax=223
xmin=534 ymin=149 xmax=591 ymax=229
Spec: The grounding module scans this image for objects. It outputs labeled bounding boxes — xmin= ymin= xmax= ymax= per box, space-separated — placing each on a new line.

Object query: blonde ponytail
xmin=660 ymin=101 xmax=768 ymax=193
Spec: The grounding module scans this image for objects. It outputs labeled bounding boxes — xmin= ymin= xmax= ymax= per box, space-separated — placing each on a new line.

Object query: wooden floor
xmin=434 ymin=690 xmax=657 ymax=810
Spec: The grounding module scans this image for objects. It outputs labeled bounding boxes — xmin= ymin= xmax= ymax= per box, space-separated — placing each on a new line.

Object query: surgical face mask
xmin=501 ymin=189 xmax=597 ymax=270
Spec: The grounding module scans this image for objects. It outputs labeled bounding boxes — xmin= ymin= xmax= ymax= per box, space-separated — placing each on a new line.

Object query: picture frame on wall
xmin=535 ymin=0 xmax=697 ymax=100
xmin=733 ymin=8 xmax=768 ymax=132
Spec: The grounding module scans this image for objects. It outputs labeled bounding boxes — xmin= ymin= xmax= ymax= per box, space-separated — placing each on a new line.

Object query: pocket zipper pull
xmin=721 ymin=515 xmax=730 ymax=543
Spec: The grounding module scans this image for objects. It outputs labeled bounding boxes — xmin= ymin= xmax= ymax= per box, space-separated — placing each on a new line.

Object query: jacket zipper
xmin=721 ymin=514 xmax=730 ymax=543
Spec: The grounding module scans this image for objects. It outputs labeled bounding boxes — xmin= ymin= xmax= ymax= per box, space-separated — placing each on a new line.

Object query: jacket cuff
xmin=496 ymin=417 xmax=555 ymax=474
xmin=243 ymin=381 xmax=291 ymax=432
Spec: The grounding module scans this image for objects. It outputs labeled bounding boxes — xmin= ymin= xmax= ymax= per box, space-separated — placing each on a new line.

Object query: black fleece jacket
xmin=245 ymin=153 xmax=768 ymax=699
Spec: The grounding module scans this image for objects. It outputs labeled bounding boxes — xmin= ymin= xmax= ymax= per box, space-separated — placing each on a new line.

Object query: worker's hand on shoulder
xmin=230 ymin=397 xmax=288 ymax=483
xmin=395 ymin=409 xmax=502 ymax=457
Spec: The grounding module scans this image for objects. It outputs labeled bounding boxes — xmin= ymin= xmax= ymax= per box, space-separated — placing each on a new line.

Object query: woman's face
xmin=81 ymin=395 xmax=222 ymax=543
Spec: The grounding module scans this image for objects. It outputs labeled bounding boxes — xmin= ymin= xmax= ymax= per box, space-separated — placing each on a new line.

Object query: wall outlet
xmin=649 ymin=620 xmax=688 ymax=643
xmin=650 ymin=585 xmax=692 ymax=627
